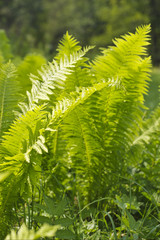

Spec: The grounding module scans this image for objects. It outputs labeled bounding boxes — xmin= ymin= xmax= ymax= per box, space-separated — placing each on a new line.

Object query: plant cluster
xmin=0 ymin=25 xmax=160 ymax=239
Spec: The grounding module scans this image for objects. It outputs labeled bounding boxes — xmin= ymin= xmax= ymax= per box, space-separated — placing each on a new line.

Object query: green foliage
xmin=0 ymin=61 xmax=21 ymax=140
xmin=5 ymin=223 xmax=59 ymax=240
xmin=1 ymin=25 xmax=160 ymax=239
xmin=34 ymin=196 xmax=76 ymax=239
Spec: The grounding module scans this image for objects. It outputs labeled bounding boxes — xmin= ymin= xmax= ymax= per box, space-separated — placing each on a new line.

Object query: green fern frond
xmin=47 ymin=82 xmax=107 ymax=130
xmin=18 ymin=46 xmax=93 ymax=115
xmin=0 ymin=62 xmax=20 ymax=140
xmin=93 ymin=25 xmax=151 ymax=82
xmin=132 ymin=107 xmax=160 ymax=146
xmin=113 ymin=24 xmax=151 ymax=56
xmin=55 ymin=31 xmax=81 ymax=61
xmin=62 ymin=59 xmax=93 ymax=94
xmin=60 ymin=105 xmax=105 ymax=201
xmin=54 ymin=32 xmax=94 ymax=94
xmin=0 ymin=105 xmax=46 ymax=158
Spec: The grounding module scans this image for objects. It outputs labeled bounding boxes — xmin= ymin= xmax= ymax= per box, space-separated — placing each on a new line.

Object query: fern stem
xmin=27 ymin=202 xmax=30 ymax=229
xmin=31 ymin=186 xmax=34 ymax=228
xmin=23 ymin=203 xmax=26 ymax=225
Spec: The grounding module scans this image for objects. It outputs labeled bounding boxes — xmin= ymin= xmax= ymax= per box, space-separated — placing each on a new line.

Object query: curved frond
xmin=93 ymin=25 xmax=151 ymax=82
xmin=0 ymin=105 xmax=46 ymax=158
xmin=18 ymin=46 xmax=93 ymax=115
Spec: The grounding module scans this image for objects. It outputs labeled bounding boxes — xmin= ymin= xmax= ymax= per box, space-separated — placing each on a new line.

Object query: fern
xmin=92 ymin=25 xmax=151 ymax=160
xmin=0 ymin=42 xmax=95 ymax=227
xmin=0 ymin=26 xmax=155 ymax=236
xmin=0 ymin=106 xmax=47 ymax=234
xmin=0 ymin=62 xmax=21 ymax=140
xmin=50 ymin=25 xmax=152 ymax=200
xmin=0 ymin=82 xmax=107 ymax=236
xmin=0 ymin=82 xmax=107 ymax=172
xmin=18 ymin=46 xmax=93 ymax=115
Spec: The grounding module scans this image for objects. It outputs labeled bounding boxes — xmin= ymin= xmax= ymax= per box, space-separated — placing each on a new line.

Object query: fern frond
xmin=113 ymin=24 xmax=151 ymax=56
xmin=132 ymin=107 xmax=160 ymax=146
xmin=18 ymin=46 xmax=93 ymax=115
xmin=55 ymin=31 xmax=81 ymax=61
xmin=60 ymin=105 xmax=105 ymax=201
xmin=47 ymin=82 xmax=107 ymax=130
xmin=0 ymin=105 xmax=46 ymax=158
xmin=54 ymin=32 xmax=94 ymax=94
xmin=93 ymin=25 xmax=151 ymax=82
xmin=0 ymin=62 xmax=20 ymax=140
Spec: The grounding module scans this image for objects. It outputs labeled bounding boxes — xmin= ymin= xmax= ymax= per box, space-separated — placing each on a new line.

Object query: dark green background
xmin=0 ymin=0 xmax=160 ymax=65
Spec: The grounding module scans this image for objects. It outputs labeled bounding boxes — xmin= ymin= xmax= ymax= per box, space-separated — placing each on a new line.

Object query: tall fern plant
xmin=0 ymin=25 xmax=156 ymax=237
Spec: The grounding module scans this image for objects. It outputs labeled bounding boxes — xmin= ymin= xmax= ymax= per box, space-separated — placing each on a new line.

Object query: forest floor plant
xmin=1 ymin=25 xmax=160 ymax=239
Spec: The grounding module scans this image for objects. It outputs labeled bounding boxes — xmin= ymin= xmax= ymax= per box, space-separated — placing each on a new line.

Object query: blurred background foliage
xmin=0 ymin=0 xmax=160 ymax=65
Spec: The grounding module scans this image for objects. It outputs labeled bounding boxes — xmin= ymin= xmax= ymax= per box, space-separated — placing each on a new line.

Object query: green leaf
xmin=56 ymin=229 xmax=76 ymax=239
xmin=44 ymin=195 xmax=67 ymax=216
xmin=53 ymin=218 xmax=73 ymax=227
xmin=34 ymin=203 xmax=48 ymax=212
xmin=126 ymin=209 xmax=137 ymax=230
xmin=34 ymin=216 xmax=52 ymax=225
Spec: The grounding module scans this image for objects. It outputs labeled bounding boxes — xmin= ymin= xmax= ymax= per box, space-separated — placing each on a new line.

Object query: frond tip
xmin=55 ymin=31 xmax=82 ymax=60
